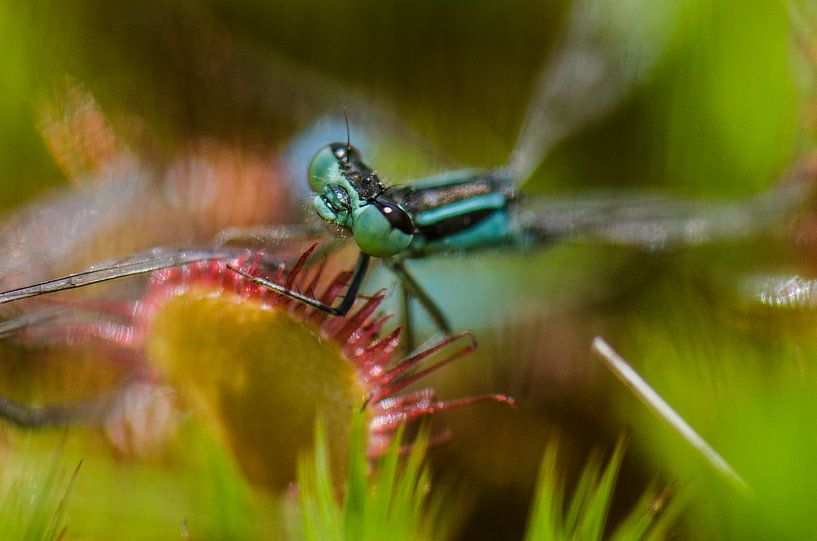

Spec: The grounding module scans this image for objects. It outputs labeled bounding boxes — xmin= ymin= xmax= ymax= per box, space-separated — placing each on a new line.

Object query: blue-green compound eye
xmin=352 ymin=202 xmax=414 ymax=257
xmin=308 ymin=145 xmax=344 ymax=192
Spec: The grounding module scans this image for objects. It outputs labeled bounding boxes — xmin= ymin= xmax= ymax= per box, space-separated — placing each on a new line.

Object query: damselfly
xmin=0 ymin=0 xmax=809 ymax=348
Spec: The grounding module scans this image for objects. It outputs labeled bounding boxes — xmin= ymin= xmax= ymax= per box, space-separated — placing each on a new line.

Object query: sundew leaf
xmin=141 ymin=252 xmax=510 ymax=496
xmin=147 ymin=285 xmax=369 ymax=491
xmin=0 ymin=247 xmax=507 ymax=539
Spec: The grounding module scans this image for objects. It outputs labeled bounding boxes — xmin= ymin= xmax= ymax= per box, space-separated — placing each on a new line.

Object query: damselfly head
xmin=308 ymin=143 xmax=415 ymax=257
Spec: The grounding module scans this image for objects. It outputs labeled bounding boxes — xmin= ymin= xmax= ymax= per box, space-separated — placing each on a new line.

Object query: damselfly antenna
xmin=343 ymin=109 xmax=352 ymax=164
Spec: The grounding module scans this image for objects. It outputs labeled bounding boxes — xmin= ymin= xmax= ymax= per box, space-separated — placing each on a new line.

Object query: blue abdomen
xmin=393 ymin=169 xmax=518 ymax=257
xmin=409 ymin=200 xmax=513 ymax=256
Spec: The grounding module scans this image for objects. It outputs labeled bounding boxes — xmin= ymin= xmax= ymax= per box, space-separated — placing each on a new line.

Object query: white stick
xmin=591 ymin=336 xmax=749 ymax=492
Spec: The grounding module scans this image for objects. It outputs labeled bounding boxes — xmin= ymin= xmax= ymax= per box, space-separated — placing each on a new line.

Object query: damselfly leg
xmin=384 ymin=259 xmax=453 ymax=351
xmin=226 ymin=251 xmax=371 ymax=317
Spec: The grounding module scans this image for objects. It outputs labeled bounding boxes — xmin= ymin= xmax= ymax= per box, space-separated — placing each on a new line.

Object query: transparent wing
xmin=744 ymin=274 xmax=817 ymax=309
xmin=0 ymin=247 xmax=236 ymax=305
xmin=515 ymin=179 xmax=808 ymax=249
xmin=511 ymin=0 xmax=678 ymax=183
xmin=0 ymin=306 xmax=64 ymax=340
xmin=0 ymin=177 xmax=158 ymax=288
xmin=0 ymin=80 xmax=160 ymax=290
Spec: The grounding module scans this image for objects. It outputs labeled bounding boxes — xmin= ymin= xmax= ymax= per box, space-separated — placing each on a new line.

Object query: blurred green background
xmin=1 ymin=0 xmax=802 ymax=204
xmin=0 ymin=0 xmax=816 ymax=539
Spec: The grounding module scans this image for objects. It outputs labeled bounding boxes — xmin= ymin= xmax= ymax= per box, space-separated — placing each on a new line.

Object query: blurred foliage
xmin=0 ymin=417 xmax=677 ymax=541
xmin=0 ymin=0 xmax=802 ymax=200
xmin=0 ymin=427 xmax=265 ymax=540
xmin=0 ymin=448 xmax=76 ymax=541
xmin=612 ymin=269 xmax=817 ymax=539
xmin=524 ymin=437 xmax=679 ymax=541
xmin=294 ymin=417 xmax=449 ymax=541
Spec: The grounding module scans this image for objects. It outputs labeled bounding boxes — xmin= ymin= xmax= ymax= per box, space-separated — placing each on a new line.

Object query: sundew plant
xmin=0 ymin=0 xmax=815 ymax=539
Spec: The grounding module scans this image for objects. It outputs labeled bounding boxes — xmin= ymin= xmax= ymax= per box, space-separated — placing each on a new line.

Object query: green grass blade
xmin=524 ymin=439 xmax=564 ymax=541
xmin=341 ymin=414 xmax=368 ymax=540
xmin=525 ymin=437 xmax=677 ymax=541
xmin=41 ymin=460 xmax=81 ymax=541
xmin=573 ymin=438 xmax=625 ymax=541
xmin=0 ymin=444 xmax=77 ymax=541
xmin=564 ymin=450 xmax=600 ymax=536
xmin=295 ymin=415 xmax=445 ymax=541
xmin=298 ymin=417 xmax=342 ymax=541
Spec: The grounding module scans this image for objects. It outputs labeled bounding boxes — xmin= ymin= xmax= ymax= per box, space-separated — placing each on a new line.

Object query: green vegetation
xmin=0 ymin=448 xmax=77 ymax=541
